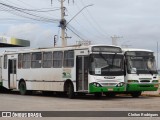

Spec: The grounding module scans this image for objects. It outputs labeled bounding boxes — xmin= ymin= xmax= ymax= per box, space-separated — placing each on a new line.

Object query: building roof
xmin=0 ymin=36 xmax=30 ymax=47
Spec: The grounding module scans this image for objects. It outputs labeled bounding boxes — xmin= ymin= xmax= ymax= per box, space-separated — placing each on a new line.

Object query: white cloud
xmin=6 ymin=23 xmax=57 ymax=48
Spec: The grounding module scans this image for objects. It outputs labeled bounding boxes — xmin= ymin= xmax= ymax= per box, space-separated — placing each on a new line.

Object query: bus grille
xmin=140 ymin=80 xmax=150 ymax=83
xmin=101 ymin=83 xmax=117 ymax=86
xmin=139 ymin=78 xmax=151 ymax=83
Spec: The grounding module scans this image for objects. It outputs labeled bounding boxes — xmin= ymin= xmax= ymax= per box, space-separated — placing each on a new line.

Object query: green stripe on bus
xmin=126 ymin=84 xmax=159 ymax=91
xmin=89 ymin=84 xmax=125 ymax=93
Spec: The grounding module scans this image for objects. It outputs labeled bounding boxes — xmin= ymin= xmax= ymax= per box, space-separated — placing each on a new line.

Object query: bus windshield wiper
xmin=107 ymin=53 xmax=117 ymax=72
xmin=99 ymin=52 xmax=108 ymax=62
xmin=145 ymin=58 xmax=153 ymax=75
xmin=146 ymin=67 xmax=153 ymax=75
xmin=111 ymin=53 xmax=116 ymax=67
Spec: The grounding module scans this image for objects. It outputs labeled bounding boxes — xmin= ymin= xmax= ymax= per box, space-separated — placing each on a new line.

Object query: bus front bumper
xmin=126 ymin=83 xmax=159 ymax=91
xmin=89 ymin=83 xmax=125 ymax=93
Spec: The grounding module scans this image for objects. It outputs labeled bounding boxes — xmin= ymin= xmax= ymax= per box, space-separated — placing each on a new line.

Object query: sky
xmin=0 ymin=0 xmax=160 ymax=68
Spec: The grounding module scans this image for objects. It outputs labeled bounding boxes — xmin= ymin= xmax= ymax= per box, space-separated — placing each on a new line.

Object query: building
xmin=0 ymin=36 xmax=30 ymax=47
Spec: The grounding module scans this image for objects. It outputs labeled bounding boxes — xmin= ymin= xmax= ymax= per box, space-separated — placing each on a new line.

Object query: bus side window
xmin=22 ymin=53 xmax=31 ymax=69
xmin=64 ymin=51 xmax=74 ymax=68
xmin=4 ymin=55 xmax=7 ymax=69
xmin=43 ymin=52 xmax=52 ymax=68
xmin=31 ymin=52 xmax=42 ymax=68
xmin=18 ymin=54 xmax=22 ymax=69
xmin=53 ymin=51 xmax=63 ymax=68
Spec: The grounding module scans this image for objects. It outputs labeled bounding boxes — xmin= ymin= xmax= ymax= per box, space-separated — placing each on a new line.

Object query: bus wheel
xmin=131 ymin=92 xmax=141 ymax=98
xmin=19 ymin=81 xmax=31 ymax=95
xmin=67 ymin=83 xmax=75 ymax=99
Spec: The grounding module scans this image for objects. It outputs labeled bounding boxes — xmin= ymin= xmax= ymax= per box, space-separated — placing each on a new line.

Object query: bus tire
xmin=19 ymin=81 xmax=31 ymax=95
xmin=67 ymin=83 xmax=75 ymax=99
xmin=131 ymin=92 xmax=141 ymax=98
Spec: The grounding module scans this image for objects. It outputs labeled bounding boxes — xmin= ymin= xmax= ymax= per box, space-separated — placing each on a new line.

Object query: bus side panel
xmin=0 ymin=56 xmax=2 ymax=87
xmin=2 ymin=68 xmax=9 ymax=89
xmin=17 ymin=68 xmax=64 ymax=91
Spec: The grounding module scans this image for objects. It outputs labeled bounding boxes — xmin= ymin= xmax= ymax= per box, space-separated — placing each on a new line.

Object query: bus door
xmin=76 ymin=56 xmax=88 ymax=91
xmin=8 ymin=59 xmax=17 ymax=89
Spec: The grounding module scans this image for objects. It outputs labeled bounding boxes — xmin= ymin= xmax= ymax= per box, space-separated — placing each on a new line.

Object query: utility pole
xmin=60 ymin=0 xmax=66 ymax=47
xmin=55 ymin=0 xmax=92 ymax=47
xmin=111 ymin=35 xmax=123 ymax=46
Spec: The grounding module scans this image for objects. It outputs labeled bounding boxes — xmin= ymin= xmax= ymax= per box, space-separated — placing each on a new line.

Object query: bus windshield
xmin=89 ymin=54 xmax=124 ymax=76
xmin=126 ymin=53 xmax=157 ymax=74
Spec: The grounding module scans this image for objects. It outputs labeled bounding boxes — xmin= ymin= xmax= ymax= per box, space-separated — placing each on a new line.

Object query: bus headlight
xmin=92 ymin=82 xmax=102 ymax=87
xmin=116 ymin=82 xmax=125 ymax=87
xmin=93 ymin=83 xmax=97 ymax=86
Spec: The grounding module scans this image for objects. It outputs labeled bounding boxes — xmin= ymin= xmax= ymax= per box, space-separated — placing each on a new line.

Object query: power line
xmin=67 ymin=26 xmax=85 ymax=41
xmin=71 ymin=2 xmax=106 ymax=43
xmin=0 ymin=8 xmax=61 ymax=12
xmin=66 ymin=4 xmax=93 ymax=26
xmin=67 ymin=24 xmax=90 ymax=40
xmin=66 ymin=7 xmax=94 ymax=38
xmin=0 ymin=2 xmax=59 ymax=23
xmin=80 ymin=0 xmax=110 ymax=37
xmin=0 ymin=0 xmax=91 ymax=46
xmin=74 ymin=2 xmax=99 ymax=33
xmin=2 ymin=0 xmax=60 ymax=19
xmin=14 ymin=0 xmax=61 ymax=12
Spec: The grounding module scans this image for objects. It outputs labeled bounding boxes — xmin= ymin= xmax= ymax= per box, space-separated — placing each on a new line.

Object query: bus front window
xmin=127 ymin=56 xmax=157 ymax=74
xmin=89 ymin=54 xmax=124 ymax=76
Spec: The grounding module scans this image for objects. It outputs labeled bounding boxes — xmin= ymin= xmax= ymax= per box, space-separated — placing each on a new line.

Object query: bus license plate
xmin=108 ymin=88 xmax=113 ymax=91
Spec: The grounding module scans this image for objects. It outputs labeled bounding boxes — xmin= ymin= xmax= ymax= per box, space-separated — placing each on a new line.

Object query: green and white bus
xmin=0 ymin=45 xmax=126 ymax=98
xmin=0 ymin=55 xmax=2 ymax=89
xmin=123 ymin=48 xmax=159 ymax=97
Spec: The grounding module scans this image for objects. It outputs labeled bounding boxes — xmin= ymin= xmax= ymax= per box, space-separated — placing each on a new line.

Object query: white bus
xmin=0 ymin=45 xmax=125 ymax=98
xmin=0 ymin=55 xmax=2 ymax=90
xmin=123 ymin=48 xmax=159 ymax=97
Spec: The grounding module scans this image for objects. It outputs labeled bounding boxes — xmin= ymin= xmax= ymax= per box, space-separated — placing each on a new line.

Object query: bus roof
xmin=122 ymin=48 xmax=153 ymax=53
xmin=2 ymin=44 xmax=122 ymax=55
